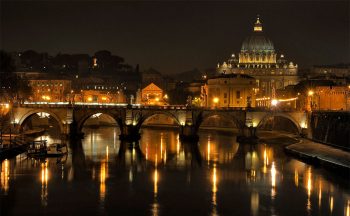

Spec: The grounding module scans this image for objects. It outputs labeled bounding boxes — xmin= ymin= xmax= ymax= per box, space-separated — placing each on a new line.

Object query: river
xmin=1 ymin=127 xmax=349 ymax=216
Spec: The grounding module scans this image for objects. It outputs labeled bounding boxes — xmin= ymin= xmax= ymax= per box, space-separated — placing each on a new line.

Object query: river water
xmin=1 ymin=127 xmax=349 ymax=216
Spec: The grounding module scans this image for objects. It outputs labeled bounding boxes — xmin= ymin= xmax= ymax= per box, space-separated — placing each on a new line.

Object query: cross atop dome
xmin=254 ymin=15 xmax=263 ymax=32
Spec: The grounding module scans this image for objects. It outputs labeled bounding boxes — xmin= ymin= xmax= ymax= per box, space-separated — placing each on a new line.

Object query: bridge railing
xmin=13 ymin=102 xmax=302 ymax=112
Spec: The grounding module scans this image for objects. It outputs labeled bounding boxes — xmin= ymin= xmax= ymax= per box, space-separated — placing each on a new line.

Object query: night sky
xmin=1 ymin=1 xmax=349 ymax=74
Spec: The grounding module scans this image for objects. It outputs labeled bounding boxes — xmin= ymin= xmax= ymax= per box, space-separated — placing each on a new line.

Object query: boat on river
xmin=27 ymin=141 xmax=68 ymax=158
xmin=23 ymin=129 xmax=46 ymax=137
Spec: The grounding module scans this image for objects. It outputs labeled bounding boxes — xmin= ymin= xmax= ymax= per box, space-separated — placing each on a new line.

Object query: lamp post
xmin=213 ymin=97 xmax=219 ymax=108
xmin=308 ymin=90 xmax=314 ymax=111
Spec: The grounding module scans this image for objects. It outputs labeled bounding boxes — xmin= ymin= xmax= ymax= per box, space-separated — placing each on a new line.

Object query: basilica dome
xmin=241 ymin=34 xmax=274 ymax=52
xmin=240 ymin=17 xmax=275 ymax=53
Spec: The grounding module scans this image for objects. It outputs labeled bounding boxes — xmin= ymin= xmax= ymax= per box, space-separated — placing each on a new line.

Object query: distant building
xmin=29 ymin=79 xmax=71 ymax=102
xmin=71 ymin=76 xmax=126 ymax=103
xmin=140 ymin=83 xmax=167 ymax=105
xmin=202 ymin=74 xmax=256 ymax=108
xmin=74 ymin=90 xmax=126 ymax=103
xmin=14 ymin=71 xmax=47 ymax=80
xmin=216 ymin=16 xmax=298 ymax=98
xmin=311 ymin=64 xmax=350 ymax=78
xmin=310 ymin=86 xmax=350 ymax=111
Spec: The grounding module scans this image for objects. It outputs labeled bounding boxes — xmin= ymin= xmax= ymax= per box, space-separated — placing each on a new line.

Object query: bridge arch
xmin=256 ymin=112 xmax=302 ymax=134
xmin=17 ymin=109 xmax=65 ymax=134
xmin=76 ymin=111 xmax=124 ymax=133
xmin=136 ymin=111 xmax=181 ymax=129
xmin=194 ymin=112 xmax=245 ymax=135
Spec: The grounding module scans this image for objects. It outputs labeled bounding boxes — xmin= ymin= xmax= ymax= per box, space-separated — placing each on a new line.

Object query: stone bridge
xmin=9 ymin=103 xmax=309 ymax=142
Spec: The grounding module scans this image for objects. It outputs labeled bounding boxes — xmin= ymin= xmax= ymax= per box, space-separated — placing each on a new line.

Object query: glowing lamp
xmin=271 ymin=99 xmax=278 ymax=106
xmin=213 ymin=97 xmax=219 ymax=104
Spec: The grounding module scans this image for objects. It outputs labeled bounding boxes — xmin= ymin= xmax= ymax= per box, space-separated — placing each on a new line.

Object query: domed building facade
xmin=217 ymin=16 xmax=299 ymax=99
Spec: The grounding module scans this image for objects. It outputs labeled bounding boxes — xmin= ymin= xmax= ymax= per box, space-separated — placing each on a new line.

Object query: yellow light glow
xmin=207 ymin=137 xmax=211 ymax=164
xmin=271 ymin=99 xmax=278 ymax=106
xmin=0 ymin=159 xmax=10 ymax=193
xmin=308 ymin=90 xmax=314 ymax=96
xmin=277 ymin=97 xmax=298 ymax=102
xmin=40 ymin=161 xmax=49 ymax=206
xmin=101 ymin=96 xmax=107 ymax=101
xmin=155 ymin=97 xmax=159 ymax=102
xmin=330 ymin=196 xmax=333 ymax=213
xmin=154 ymin=169 xmax=158 ymax=196
xmin=307 ymin=167 xmax=312 ymax=197
xmin=213 ymin=97 xmax=219 ymax=104
xmin=88 ymin=97 xmax=93 ymax=102
xmin=100 ymin=162 xmax=107 ymax=201
xmin=294 ymin=170 xmax=299 ymax=187
xmin=318 ymin=181 xmax=322 ymax=208
xmin=255 ymin=97 xmax=271 ymax=101
xmin=271 ymin=162 xmax=276 ymax=188
xmin=212 ymin=165 xmax=217 ymax=193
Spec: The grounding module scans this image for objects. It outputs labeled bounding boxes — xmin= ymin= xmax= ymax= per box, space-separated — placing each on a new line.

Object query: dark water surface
xmin=1 ymin=127 xmax=349 ymax=216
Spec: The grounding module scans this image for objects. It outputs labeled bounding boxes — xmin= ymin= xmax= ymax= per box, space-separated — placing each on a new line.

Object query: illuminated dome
xmin=241 ymin=16 xmax=275 ymax=52
xmin=241 ymin=34 xmax=274 ymax=52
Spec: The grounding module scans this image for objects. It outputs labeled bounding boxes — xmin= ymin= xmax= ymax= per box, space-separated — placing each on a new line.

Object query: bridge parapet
xmin=8 ymin=103 xmax=312 ymax=142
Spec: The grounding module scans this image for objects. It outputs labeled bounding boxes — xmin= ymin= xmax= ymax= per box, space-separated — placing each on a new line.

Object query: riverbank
xmin=285 ymin=138 xmax=350 ymax=176
xmin=257 ymin=131 xmax=350 ymax=175
xmin=0 ymin=145 xmax=27 ymax=161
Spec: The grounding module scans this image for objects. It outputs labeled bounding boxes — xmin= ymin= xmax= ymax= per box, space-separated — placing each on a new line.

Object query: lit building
xmin=311 ymin=64 xmax=350 ymax=78
xmin=29 ymin=79 xmax=71 ymax=102
xmin=217 ymin=16 xmax=299 ymax=99
xmin=310 ymin=86 xmax=350 ymax=111
xmin=71 ymin=76 xmax=126 ymax=103
xmin=202 ymin=74 xmax=256 ymax=108
xmin=140 ymin=83 xmax=167 ymax=105
xmin=74 ymin=90 xmax=126 ymax=103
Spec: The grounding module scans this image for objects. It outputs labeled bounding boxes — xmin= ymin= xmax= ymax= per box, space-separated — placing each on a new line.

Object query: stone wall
xmin=311 ymin=111 xmax=350 ymax=150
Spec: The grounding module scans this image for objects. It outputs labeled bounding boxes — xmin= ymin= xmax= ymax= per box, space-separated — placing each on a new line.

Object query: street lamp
xmin=213 ymin=97 xmax=219 ymax=108
xmin=308 ymin=90 xmax=314 ymax=111
xmin=271 ymin=99 xmax=278 ymax=106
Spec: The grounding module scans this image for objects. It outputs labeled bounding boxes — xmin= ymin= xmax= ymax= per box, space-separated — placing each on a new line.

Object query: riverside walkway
xmin=285 ymin=139 xmax=350 ymax=174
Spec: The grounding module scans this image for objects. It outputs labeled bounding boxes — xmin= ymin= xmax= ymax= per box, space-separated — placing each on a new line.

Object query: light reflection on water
xmin=0 ymin=127 xmax=349 ymax=216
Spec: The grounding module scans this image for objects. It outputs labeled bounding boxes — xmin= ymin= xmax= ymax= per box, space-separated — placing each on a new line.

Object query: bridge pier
xmin=179 ymin=125 xmax=199 ymax=143
xmin=119 ymin=125 xmax=141 ymax=143
xmin=237 ymin=126 xmax=258 ymax=144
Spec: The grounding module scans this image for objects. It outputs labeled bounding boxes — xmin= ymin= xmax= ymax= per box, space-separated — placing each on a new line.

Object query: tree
xmin=0 ymin=50 xmax=32 ymax=102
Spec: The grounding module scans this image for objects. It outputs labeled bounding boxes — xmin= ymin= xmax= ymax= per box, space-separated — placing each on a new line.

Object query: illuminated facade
xmin=140 ymin=83 xmax=167 ymax=105
xmin=202 ymin=74 xmax=256 ymax=108
xmin=73 ymin=90 xmax=126 ymax=103
xmin=71 ymin=76 xmax=127 ymax=103
xmin=310 ymin=86 xmax=350 ymax=111
xmin=29 ymin=79 xmax=71 ymax=102
xmin=217 ymin=16 xmax=299 ymax=98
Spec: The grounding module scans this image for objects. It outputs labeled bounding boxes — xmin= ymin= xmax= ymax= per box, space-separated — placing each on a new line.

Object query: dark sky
xmin=1 ymin=0 xmax=349 ymax=74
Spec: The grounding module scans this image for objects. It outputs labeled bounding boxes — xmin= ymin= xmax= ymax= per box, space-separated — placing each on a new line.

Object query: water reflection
xmin=1 ymin=127 xmax=349 ymax=216
xmin=199 ymin=132 xmax=239 ymax=165
xmin=211 ymin=164 xmax=218 ymax=216
xmin=0 ymin=159 xmax=10 ymax=194
xmin=152 ymin=168 xmax=159 ymax=216
xmin=40 ymin=161 xmax=49 ymax=206
xmin=251 ymin=191 xmax=259 ymax=216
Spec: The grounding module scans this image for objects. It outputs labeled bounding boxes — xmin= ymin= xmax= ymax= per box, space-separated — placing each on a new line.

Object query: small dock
xmin=0 ymin=135 xmax=29 ymax=161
